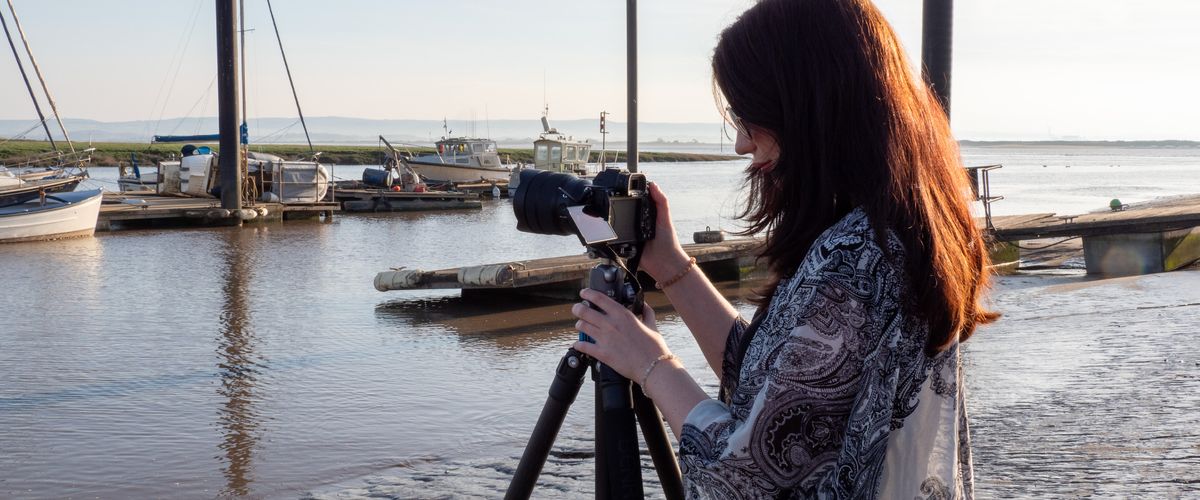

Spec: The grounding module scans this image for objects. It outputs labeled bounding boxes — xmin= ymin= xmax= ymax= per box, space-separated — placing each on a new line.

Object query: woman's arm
xmin=640 ymin=183 xmax=741 ymax=378
xmin=655 ymin=255 xmax=741 ymax=379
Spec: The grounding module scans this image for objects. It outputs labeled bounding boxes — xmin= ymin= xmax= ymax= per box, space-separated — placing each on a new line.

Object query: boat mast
xmin=5 ymin=0 xmax=72 ymax=153
xmin=216 ymin=0 xmax=243 ymax=213
xmin=0 ymin=6 xmax=54 ymax=150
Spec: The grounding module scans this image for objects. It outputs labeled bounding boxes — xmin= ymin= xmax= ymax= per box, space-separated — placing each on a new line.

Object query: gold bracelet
xmin=640 ymin=353 xmax=679 ymax=390
xmin=655 ymin=256 xmax=696 ymax=289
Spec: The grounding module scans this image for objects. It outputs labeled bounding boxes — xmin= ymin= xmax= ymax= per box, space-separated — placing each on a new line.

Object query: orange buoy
xmin=391 ymin=185 xmax=402 ymax=192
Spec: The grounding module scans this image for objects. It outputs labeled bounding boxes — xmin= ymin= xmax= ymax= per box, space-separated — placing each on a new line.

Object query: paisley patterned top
xmin=678 ymin=207 xmax=974 ymax=499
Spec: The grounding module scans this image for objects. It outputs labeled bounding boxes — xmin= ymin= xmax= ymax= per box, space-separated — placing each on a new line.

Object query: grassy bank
xmin=0 ymin=140 xmax=743 ymax=166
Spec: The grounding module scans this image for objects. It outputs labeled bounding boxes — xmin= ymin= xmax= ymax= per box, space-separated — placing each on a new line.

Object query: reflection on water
xmin=374 ymin=280 xmax=762 ymax=353
xmin=215 ymin=230 xmax=263 ymax=497
xmin=3 ymin=154 xmax=1199 ymax=498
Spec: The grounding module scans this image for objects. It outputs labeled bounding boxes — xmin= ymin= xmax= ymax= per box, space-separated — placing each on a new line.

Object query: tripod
xmin=505 ymin=260 xmax=685 ymax=500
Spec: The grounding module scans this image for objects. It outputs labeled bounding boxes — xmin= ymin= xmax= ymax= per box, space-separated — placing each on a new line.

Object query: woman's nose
xmin=734 ymin=129 xmax=754 ymax=155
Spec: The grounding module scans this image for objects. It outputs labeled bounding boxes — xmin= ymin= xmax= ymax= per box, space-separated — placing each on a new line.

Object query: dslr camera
xmin=513 ymin=168 xmax=655 ymax=254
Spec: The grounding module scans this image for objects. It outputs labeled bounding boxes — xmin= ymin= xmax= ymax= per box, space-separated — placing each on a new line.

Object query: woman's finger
xmin=571 ymin=301 xmax=610 ymax=327
xmin=575 ymin=319 xmax=607 ymax=340
xmin=641 ymin=304 xmax=656 ymax=326
xmin=649 ymin=182 xmax=671 ymax=217
xmin=572 ymin=341 xmax=602 ymax=360
xmin=579 ymin=289 xmax=626 ymax=316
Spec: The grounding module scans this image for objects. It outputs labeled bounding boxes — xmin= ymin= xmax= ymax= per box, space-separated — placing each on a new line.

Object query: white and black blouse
xmin=679 ymin=208 xmax=974 ymax=499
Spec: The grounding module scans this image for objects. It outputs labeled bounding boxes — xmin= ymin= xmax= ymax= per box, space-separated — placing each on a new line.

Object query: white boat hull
xmin=405 ymin=159 xmax=510 ymax=184
xmin=0 ymin=190 xmax=102 ymax=244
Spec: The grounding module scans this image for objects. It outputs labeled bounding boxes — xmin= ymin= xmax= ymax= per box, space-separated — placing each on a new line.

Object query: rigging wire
xmin=161 ymin=73 xmax=217 ymax=138
xmin=0 ymin=118 xmax=48 ymax=146
xmin=149 ymin=0 xmax=205 ymax=142
xmin=265 ymin=0 xmax=313 ymax=155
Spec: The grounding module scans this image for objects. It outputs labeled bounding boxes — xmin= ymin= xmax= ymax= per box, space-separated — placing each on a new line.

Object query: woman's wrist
xmin=648 ymin=248 xmax=691 ymax=282
xmin=641 ymin=356 xmax=686 ymax=399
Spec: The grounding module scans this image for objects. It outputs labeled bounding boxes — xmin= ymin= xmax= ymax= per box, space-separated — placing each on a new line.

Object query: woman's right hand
xmin=641 ymin=182 xmax=691 ymax=281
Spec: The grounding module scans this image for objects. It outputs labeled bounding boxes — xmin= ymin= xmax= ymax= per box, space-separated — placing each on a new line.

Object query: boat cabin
xmin=533 ymin=132 xmax=593 ymax=176
xmin=435 ymin=138 xmax=499 ymax=165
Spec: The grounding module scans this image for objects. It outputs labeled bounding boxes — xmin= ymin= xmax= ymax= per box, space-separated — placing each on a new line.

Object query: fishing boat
xmin=0 ymin=188 xmax=101 ymax=243
xmin=402 ymin=137 xmax=511 ymax=185
xmin=531 ymin=116 xmax=594 ymax=176
xmin=507 ymin=115 xmax=597 ymax=195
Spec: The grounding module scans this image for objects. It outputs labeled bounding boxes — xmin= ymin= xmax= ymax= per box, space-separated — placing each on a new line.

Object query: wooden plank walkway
xmin=98 ymin=193 xmax=337 ymax=230
xmin=333 ymin=188 xmax=482 ymax=212
xmin=374 ymin=238 xmax=762 ymax=292
xmin=987 ymin=194 xmax=1200 ymax=241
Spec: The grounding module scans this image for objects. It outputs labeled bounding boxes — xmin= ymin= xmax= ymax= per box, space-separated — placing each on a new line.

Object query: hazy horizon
xmin=2 ymin=1 xmax=1198 ymax=141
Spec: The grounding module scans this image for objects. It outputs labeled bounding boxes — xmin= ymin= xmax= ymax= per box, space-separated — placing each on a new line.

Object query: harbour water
xmin=1 ymin=145 xmax=1198 ymax=498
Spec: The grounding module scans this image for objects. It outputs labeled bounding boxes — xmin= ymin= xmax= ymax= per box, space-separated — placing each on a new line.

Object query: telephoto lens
xmin=512 ymin=169 xmax=593 ymax=235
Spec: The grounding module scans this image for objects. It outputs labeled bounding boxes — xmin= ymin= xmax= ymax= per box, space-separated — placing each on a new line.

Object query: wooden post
xmin=626 ymin=0 xmax=638 ymax=173
xmin=216 ymin=0 xmax=242 ymax=213
xmin=922 ymin=0 xmax=953 ymax=116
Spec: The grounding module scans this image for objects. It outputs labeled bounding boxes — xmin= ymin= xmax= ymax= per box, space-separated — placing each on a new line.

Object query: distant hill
xmin=3 ymin=117 xmax=1196 ymax=148
xmin=0 ymin=116 xmax=729 ymax=147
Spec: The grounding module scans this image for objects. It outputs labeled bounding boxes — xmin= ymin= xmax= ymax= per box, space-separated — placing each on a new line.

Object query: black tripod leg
xmin=597 ymin=363 xmax=645 ymax=500
xmin=632 ymin=384 xmax=684 ymax=500
xmin=506 ymin=348 xmax=590 ymax=500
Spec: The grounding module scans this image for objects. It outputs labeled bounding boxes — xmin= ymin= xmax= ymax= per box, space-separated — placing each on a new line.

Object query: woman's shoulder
xmin=799 ymin=207 xmax=904 ymax=279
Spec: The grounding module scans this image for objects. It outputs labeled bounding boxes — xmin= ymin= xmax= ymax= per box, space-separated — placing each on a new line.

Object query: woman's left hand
xmin=571 ymin=288 xmax=672 ymax=383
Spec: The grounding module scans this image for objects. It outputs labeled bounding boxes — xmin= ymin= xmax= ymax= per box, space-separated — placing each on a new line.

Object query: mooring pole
xmin=216 ymin=0 xmax=242 ymax=213
xmin=626 ymin=0 xmax=638 ymax=173
xmin=921 ymin=0 xmax=953 ymax=116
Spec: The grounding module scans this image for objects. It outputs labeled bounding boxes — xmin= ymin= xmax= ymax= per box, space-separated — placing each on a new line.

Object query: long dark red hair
xmin=713 ymin=0 xmax=997 ymax=354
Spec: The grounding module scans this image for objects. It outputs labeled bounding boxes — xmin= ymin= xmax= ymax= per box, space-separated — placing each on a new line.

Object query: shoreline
xmin=0 ymin=140 xmax=743 ymax=166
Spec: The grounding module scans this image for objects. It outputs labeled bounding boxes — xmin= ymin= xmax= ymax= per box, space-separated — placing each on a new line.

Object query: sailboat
xmin=0 ymin=1 xmax=99 ymax=242
xmin=0 ymin=1 xmax=90 ymax=202
xmin=0 ymin=188 xmax=102 ymax=244
xmin=121 ymin=0 xmax=329 ymax=204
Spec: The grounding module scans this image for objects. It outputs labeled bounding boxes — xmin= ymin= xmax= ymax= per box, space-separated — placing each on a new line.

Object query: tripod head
xmin=579 ymin=242 xmax=647 ymax=344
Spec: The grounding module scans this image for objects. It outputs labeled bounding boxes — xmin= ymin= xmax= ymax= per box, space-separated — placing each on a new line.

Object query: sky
xmin=1 ymin=0 xmax=1198 ymax=141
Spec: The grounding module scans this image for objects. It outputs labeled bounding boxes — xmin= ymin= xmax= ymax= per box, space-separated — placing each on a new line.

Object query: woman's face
xmin=734 ymin=125 xmax=780 ymax=166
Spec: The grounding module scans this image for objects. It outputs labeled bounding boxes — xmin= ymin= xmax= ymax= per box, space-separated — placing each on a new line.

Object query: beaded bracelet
xmin=655 ymin=256 xmax=697 ymax=290
xmin=640 ymin=353 xmax=679 ymax=390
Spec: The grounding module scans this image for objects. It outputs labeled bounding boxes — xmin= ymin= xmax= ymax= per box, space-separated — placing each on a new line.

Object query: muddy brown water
xmin=3 ymin=157 xmax=1199 ymax=498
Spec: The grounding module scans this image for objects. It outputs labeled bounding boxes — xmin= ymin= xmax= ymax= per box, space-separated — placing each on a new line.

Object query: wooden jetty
xmin=986 ymin=194 xmax=1200 ymax=276
xmin=374 ymin=193 xmax=1200 ymax=297
xmin=97 ymin=192 xmax=337 ymax=231
xmin=334 ymin=188 xmax=482 ymax=212
xmin=375 ymin=237 xmax=763 ymax=298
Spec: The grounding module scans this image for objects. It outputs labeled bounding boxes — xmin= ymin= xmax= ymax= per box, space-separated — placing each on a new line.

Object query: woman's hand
xmin=640 ymin=183 xmax=690 ymax=281
xmin=571 ymin=288 xmax=672 ymax=383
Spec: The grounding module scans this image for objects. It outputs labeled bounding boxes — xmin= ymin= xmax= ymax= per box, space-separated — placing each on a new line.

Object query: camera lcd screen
xmin=567 ymin=206 xmax=618 ymax=245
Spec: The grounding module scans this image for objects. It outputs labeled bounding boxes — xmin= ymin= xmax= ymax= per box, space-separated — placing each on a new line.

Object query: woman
xmin=569 ymin=0 xmax=997 ymax=498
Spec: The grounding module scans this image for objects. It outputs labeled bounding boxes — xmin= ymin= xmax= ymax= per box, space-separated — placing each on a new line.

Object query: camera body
xmin=513 ymin=168 xmax=655 ymax=251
